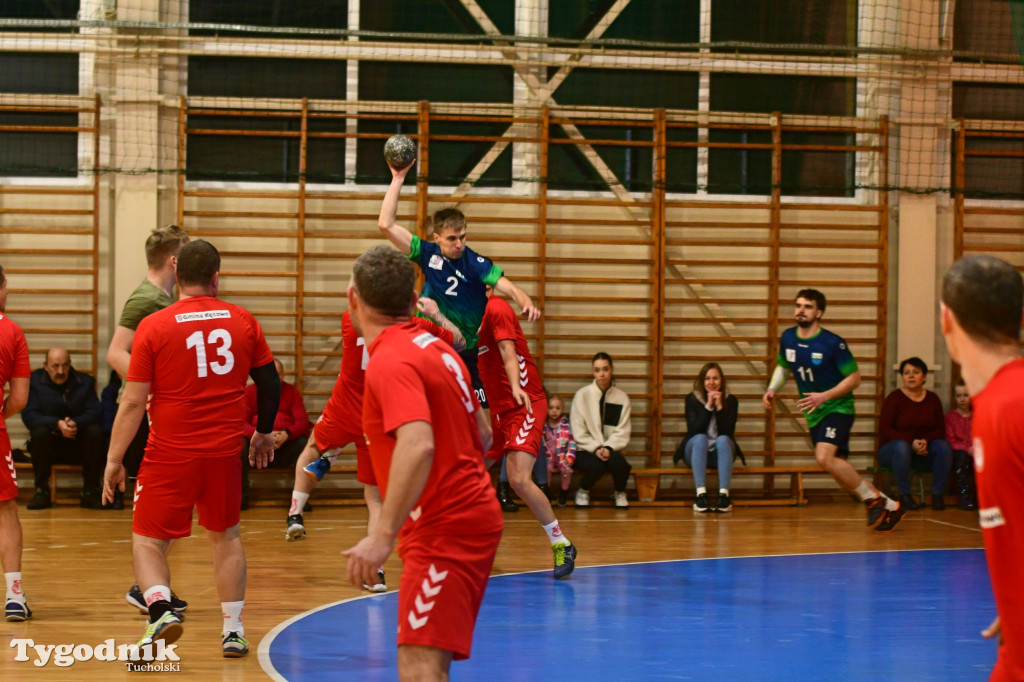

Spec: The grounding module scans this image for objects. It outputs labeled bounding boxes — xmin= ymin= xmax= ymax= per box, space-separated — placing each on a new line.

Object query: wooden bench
xmin=631 ymin=466 xmax=823 ymax=506
xmin=13 ymin=462 xmax=85 ymax=504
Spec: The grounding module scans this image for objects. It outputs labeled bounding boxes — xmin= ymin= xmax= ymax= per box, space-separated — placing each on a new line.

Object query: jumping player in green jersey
xmin=377 ymin=158 xmax=539 ymax=411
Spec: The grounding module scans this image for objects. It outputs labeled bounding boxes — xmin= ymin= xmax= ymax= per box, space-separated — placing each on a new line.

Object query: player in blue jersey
xmin=377 ymin=157 xmax=540 ymax=410
xmin=763 ymin=289 xmax=905 ymax=532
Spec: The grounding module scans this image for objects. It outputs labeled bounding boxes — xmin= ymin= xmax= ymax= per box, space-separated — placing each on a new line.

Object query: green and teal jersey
xmin=776 ymin=326 xmax=858 ymax=428
xmin=408 ymin=235 xmax=503 ymax=349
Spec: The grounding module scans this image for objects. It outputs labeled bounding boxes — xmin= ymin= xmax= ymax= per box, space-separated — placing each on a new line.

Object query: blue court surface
xmin=259 ymin=549 xmax=997 ymax=681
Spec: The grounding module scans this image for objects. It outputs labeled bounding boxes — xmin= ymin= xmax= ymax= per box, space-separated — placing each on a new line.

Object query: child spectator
xmin=944 ymin=379 xmax=977 ymax=510
xmin=543 ymin=393 xmax=576 ymax=507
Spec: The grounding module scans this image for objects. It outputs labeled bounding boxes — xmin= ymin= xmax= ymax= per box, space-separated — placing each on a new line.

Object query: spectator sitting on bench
xmin=944 ymin=378 xmax=977 ymax=511
xmin=21 ymin=347 xmax=105 ymax=510
xmin=240 ymin=359 xmax=311 ymax=509
xmin=674 ymin=362 xmax=746 ymax=514
xmin=876 ymin=357 xmax=953 ymax=511
xmin=570 ymin=352 xmax=632 ymax=508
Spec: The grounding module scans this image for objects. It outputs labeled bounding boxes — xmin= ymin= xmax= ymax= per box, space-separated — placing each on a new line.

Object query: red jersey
xmin=972 ymin=357 xmax=1024 ymax=680
xmin=362 ymin=321 xmax=502 ymax=539
xmin=476 ymin=296 xmax=545 ymax=414
xmin=0 ymin=313 xmax=30 ymax=431
xmin=128 ymin=295 xmax=275 ymax=460
xmin=322 ymin=311 xmax=453 ymax=432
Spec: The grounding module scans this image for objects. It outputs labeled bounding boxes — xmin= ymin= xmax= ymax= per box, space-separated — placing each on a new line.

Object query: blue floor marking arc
xmin=259 ymin=548 xmax=996 ymax=681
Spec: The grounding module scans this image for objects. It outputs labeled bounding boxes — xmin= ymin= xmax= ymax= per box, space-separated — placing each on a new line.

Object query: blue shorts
xmin=459 ymin=347 xmax=488 ymax=409
xmin=809 ymin=412 xmax=855 ymax=457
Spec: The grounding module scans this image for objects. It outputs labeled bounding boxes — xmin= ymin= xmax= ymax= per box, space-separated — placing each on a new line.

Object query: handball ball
xmin=383 ymin=134 xmax=416 ymax=170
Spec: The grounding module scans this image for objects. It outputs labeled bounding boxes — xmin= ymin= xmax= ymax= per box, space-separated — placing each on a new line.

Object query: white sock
xmin=5 ymin=572 xmax=23 ymax=602
xmin=143 ymin=585 xmax=172 ymax=606
xmin=543 ymin=519 xmax=569 ymax=546
xmin=719 ymin=488 xmax=729 ymax=496
xmin=289 ymin=491 xmax=310 ymax=515
xmin=853 ymin=481 xmax=874 ymax=502
xmin=222 ymin=600 xmax=244 ymax=636
xmin=885 ymin=496 xmax=899 ymax=511
xmin=696 ymin=486 xmax=706 ymax=495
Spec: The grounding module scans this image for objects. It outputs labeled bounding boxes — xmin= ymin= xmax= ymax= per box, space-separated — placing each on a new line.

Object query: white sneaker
xmin=574 ymin=489 xmax=590 ymax=507
xmin=613 ymin=491 xmax=629 ymax=508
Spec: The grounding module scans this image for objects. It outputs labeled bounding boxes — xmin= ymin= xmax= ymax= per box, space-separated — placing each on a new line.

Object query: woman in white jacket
xmin=570 ymin=352 xmax=632 ymax=508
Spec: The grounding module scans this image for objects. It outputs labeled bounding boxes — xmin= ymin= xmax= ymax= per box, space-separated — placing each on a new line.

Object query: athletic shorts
xmin=313 ymin=410 xmax=374 ymax=486
xmin=0 ymin=430 xmax=17 ymax=502
xmin=397 ymin=529 xmax=502 ymax=660
xmin=809 ymin=412 xmax=855 ymax=457
xmin=495 ymin=397 xmax=546 ymax=458
xmin=990 ymin=646 xmax=1024 ymax=682
xmin=484 ymin=411 xmax=504 ymax=462
xmin=133 ymin=454 xmax=241 ymax=539
xmin=458 ymin=347 xmax=488 ymax=410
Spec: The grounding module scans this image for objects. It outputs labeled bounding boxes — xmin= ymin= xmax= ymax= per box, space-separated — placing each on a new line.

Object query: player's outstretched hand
xmin=343 ymin=534 xmax=394 ymax=588
xmin=102 ymin=460 xmax=125 ymax=505
xmin=982 ymin=616 xmax=1003 ymax=644
xmin=388 ymin=158 xmax=416 ymax=179
xmin=521 ymin=304 xmax=542 ymax=323
xmin=249 ymin=432 xmax=275 ymax=470
xmin=762 ymin=389 xmax=775 ymax=410
xmin=417 ymin=296 xmax=440 ymax=319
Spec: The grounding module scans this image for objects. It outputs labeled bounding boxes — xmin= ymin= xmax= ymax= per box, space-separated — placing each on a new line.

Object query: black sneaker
xmin=932 ymin=495 xmax=946 ymax=511
xmin=715 ymin=493 xmax=733 ymax=513
xmin=80 ymin=490 xmax=103 ymax=509
xmin=693 ymin=492 xmax=711 ymax=513
xmin=286 ymin=514 xmax=306 ymax=541
xmin=126 ymin=583 xmax=189 ymax=615
xmin=874 ymin=504 xmax=907 ymax=533
xmin=552 ymin=542 xmax=577 ymax=580
xmin=899 ymin=493 xmax=920 ymax=511
xmin=27 ymin=489 xmax=51 ymax=510
xmin=865 ymin=496 xmax=887 ymax=527
xmin=557 ymin=489 xmax=568 ymax=507
xmin=497 ymin=483 xmax=519 ymax=512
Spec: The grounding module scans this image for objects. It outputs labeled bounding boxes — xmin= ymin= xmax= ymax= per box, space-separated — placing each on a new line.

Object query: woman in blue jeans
xmin=674 ymin=362 xmax=744 ymax=513
xmin=876 ymin=357 xmax=953 ymax=511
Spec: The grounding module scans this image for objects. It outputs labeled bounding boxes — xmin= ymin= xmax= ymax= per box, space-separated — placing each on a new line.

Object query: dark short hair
xmin=176 ymin=239 xmax=220 ymax=287
xmin=145 ymin=224 xmax=189 ymax=267
xmin=942 ymin=255 xmax=1023 ymax=345
xmin=431 ymin=207 xmax=466 ymax=235
xmin=795 ymin=288 xmax=826 ymax=313
xmin=898 ymin=356 xmax=928 ymax=376
xmin=693 ymin=361 xmax=727 ymax=394
xmin=592 ymin=352 xmax=614 ymax=367
xmin=352 ymin=245 xmax=416 ymax=316
xmin=0 ymin=263 xmax=5 ymax=286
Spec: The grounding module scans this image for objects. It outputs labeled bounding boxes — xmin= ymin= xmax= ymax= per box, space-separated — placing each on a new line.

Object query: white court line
xmin=256 ymin=546 xmax=983 ymax=681
xmin=926 ymin=518 xmax=982 ymax=533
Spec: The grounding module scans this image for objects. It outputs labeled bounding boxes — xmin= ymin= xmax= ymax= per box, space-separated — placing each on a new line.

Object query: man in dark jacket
xmin=21 ymin=347 xmax=104 ymax=509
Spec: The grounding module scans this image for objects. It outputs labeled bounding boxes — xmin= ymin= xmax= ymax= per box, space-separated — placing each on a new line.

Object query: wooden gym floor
xmin=0 ymin=499 xmax=985 ymax=680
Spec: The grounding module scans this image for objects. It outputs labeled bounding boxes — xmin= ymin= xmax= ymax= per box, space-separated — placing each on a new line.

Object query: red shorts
xmin=133 ymin=454 xmax=241 ymax=539
xmin=991 ymin=645 xmax=1024 ymax=682
xmin=484 ymin=411 xmax=504 ymax=462
xmin=0 ymin=431 xmax=17 ymax=502
xmin=397 ymin=529 xmax=502 ymax=660
xmin=313 ymin=410 xmax=373 ymax=486
xmin=494 ymin=397 xmax=546 ymax=458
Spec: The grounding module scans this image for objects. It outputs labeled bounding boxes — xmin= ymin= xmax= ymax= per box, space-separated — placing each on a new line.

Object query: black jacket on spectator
xmin=21 ymin=367 xmax=102 ymax=431
xmin=675 ymin=392 xmax=746 ymax=465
